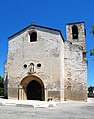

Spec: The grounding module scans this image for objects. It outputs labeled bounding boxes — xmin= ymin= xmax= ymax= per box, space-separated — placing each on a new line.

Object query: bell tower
xmin=64 ymin=22 xmax=87 ymax=101
xmin=66 ymin=22 xmax=86 ymax=51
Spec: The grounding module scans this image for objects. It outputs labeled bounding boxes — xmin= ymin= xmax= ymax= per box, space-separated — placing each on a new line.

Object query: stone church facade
xmin=4 ymin=22 xmax=87 ymax=101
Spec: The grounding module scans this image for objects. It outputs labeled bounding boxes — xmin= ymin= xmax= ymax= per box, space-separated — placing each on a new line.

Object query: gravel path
xmin=0 ymin=102 xmax=94 ymax=119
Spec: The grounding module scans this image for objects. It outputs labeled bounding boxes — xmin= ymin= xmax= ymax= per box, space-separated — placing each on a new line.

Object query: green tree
xmin=0 ymin=76 xmax=4 ymax=96
xmin=90 ymin=49 xmax=94 ymax=56
xmin=89 ymin=25 xmax=94 ymax=56
xmin=91 ymin=25 xmax=94 ymax=35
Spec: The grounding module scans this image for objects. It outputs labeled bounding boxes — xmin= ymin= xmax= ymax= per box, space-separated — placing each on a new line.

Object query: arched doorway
xmin=20 ymin=75 xmax=45 ymax=101
xmin=27 ymin=80 xmax=42 ymax=100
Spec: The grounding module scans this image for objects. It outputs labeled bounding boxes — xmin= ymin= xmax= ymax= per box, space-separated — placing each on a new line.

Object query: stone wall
xmin=64 ymin=22 xmax=87 ymax=101
xmin=4 ymin=22 xmax=87 ymax=101
xmin=66 ymin=22 xmax=86 ymax=51
xmin=64 ymin=41 xmax=87 ymax=101
xmin=6 ymin=26 xmax=64 ymax=101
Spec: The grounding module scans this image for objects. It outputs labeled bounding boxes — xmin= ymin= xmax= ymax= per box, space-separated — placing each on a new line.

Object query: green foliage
xmin=90 ymin=49 xmax=94 ymax=56
xmin=91 ymin=25 xmax=94 ymax=35
xmin=0 ymin=76 xmax=4 ymax=96
xmin=89 ymin=25 xmax=94 ymax=58
xmin=0 ymin=88 xmax=4 ymax=96
xmin=0 ymin=76 xmax=4 ymax=87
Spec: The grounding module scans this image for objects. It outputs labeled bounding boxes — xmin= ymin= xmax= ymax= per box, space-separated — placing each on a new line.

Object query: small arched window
xmin=30 ymin=32 xmax=37 ymax=42
xmin=72 ymin=25 xmax=78 ymax=39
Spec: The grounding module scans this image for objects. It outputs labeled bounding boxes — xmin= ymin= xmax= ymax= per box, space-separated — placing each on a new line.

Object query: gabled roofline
xmin=8 ymin=24 xmax=64 ymax=41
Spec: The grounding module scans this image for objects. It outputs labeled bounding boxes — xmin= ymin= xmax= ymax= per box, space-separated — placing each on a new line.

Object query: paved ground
xmin=0 ymin=102 xmax=94 ymax=119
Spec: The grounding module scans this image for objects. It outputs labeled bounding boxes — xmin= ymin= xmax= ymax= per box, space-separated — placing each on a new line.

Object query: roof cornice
xmin=8 ymin=24 xmax=64 ymax=41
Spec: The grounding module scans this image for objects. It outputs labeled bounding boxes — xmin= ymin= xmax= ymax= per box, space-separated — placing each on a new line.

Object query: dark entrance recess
xmin=27 ymin=80 xmax=43 ymax=100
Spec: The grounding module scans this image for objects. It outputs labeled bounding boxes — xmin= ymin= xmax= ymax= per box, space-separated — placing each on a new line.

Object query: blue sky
xmin=0 ymin=0 xmax=94 ymax=86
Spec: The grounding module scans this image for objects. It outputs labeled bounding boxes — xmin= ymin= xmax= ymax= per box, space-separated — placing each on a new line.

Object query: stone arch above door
xmin=19 ymin=75 xmax=45 ymax=100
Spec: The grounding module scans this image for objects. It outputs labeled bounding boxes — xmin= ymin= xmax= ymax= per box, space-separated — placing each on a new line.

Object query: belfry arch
xmin=19 ymin=75 xmax=45 ymax=101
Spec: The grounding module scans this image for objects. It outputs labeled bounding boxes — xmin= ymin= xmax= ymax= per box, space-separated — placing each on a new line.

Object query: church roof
xmin=8 ymin=23 xmax=64 ymax=41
